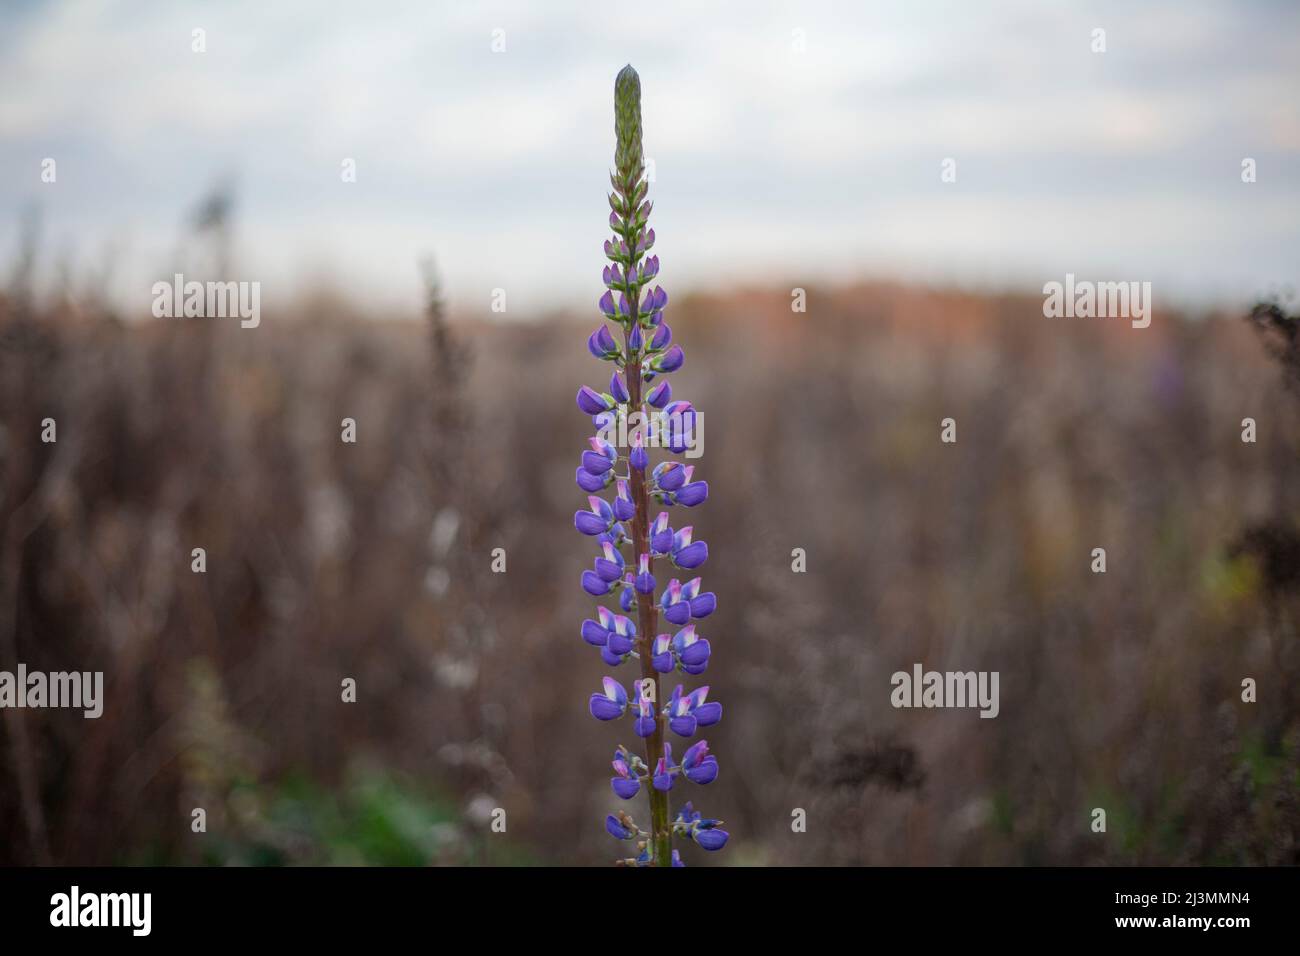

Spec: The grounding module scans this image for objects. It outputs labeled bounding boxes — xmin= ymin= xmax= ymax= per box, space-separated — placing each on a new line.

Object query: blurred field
xmin=1 ymin=277 xmax=1298 ymax=866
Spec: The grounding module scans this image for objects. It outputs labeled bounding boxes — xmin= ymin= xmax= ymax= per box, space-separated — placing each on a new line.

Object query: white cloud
xmin=1 ymin=0 xmax=1297 ymax=313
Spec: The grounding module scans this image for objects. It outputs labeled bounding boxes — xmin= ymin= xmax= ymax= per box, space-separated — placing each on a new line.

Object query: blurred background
xmin=1 ymin=0 xmax=1299 ymax=866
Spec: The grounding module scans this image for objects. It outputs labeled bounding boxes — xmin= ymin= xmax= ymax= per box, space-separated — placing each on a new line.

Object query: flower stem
xmin=612 ymin=65 xmax=670 ymax=865
xmin=626 ymin=328 xmax=672 ymax=867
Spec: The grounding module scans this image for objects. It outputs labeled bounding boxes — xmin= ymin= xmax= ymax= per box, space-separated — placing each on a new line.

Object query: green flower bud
xmin=614 ymin=64 xmax=643 ymax=179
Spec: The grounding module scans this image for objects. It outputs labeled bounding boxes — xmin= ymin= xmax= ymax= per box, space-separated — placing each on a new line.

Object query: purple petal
xmin=679 ymin=638 xmax=711 ymax=667
xmin=581 ymin=450 xmax=614 ymax=475
xmin=574 ymin=511 xmax=607 ymax=535
xmin=630 ymin=443 xmax=648 ymax=471
xmin=606 ymin=814 xmax=634 ymax=839
xmin=650 ymin=324 xmax=672 ymax=352
xmin=673 ymin=541 xmax=708 ymax=569
xmin=655 ymin=345 xmax=684 ymax=373
xmin=581 ymin=619 xmax=610 ymax=646
xmin=656 ymin=463 xmax=686 ymax=491
xmin=675 ymin=481 xmax=708 ymax=507
xmin=576 ymin=467 xmax=608 ymax=493
xmin=589 ymin=693 xmax=625 ymax=721
xmin=602 ymin=676 xmax=628 ymax=707
xmin=669 ymin=714 xmax=697 ymax=737
xmin=695 ymin=827 xmax=728 ymax=850
xmin=685 ymin=757 xmax=718 ymax=785
xmin=689 ymin=593 xmax=716 ymax=618
xmin=663 ymin=601 xmax=691 ymax=626
xmin=594 ymin=558 xmax=623 ymax=582
xmin=694 ymin=702 xmax=722 ymax=726
xmin=582 ymin=570 xmax=612 ymax=596
xmin=577 ymin=385 xmax=610 ymax=415
xmin=646 ymin=380 xmax=671 ymax=409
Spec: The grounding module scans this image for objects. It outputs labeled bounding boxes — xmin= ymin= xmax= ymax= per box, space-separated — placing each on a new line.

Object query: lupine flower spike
xmin=574 ymin=65 xmax=727 ymax=866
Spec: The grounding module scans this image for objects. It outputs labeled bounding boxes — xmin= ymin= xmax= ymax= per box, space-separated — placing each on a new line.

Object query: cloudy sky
xmin=2 ymin=0 xmax=1298 ymax=316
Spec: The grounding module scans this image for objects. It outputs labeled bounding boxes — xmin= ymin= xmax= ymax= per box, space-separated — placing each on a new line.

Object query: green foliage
xmin=183 ymin=770 xmax=532 ymax=867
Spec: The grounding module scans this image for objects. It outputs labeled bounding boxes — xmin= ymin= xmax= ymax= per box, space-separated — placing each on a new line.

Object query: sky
xmin=2 ymin=0 xmax=1299 ymax=317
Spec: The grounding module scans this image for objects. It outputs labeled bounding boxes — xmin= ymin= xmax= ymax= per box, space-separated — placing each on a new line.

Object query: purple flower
xmin=588 ymin=324 xmax=619 ymax=360
xmin=633 ymin=684 xmax=657 ymax=738
xmin=589 ymin=677 xmax=628 ymax=721
xmin=654 ymin=461 xmax=686 ymax=492
xmin=646 ymin=380 xmax=672 ymax=408
xmin=581 ymin=611 xmax=612 ymax=646
xmin=660 ymin=578 xmax=690 ymax=625
xmin=581 ymin=436 xmax=617 ymax=475
xmin=681 ymin=740 xmax=718 ymax=785
xmin=674 ymin=802 xmax=728 ymax=851
xmin=662 ymin=408 xmax=698 ymax=456
xmin=686 ymin=582 xmax=716 ymax=619
xmin=611 ymin=747 xmax=643 ymax=800
xmin=610 ymin=371 xmax=630 ymax=404
xmin=575 ymin=466 xmax=611 ymax=493
xmin=694 ymin=828 xmax=728 ymax=851
xmin=650 ymin=323 xmax=672 ymax=353
xmin=608 ymin=614 xmax=636 ymax=653
xmin=651 ymin=634 xmax=675 ymax=673
xmin=665 ymin=684 xmax=722 ymax=737
xmin=606 ymin=814 xmax=635 ymax=839
xmin=650 ymin=463 xmax=696 ymax=505
xmin=582 ymin=569 xmax=612 ymax=596
xmin=598 ymin=290 xmax=617 ymax=318
xmin=652 ymin=345 xmax=684 ymax=373
xmin=577 ymin=385 xmax=612 ymax=415
xmin=613 ymin=479 xmax=636 ymax=521
xmin=650 ymin=512 xmax=675 ymax=555
xmin=593 ymin=539 xmax=625 ymax=582
xmin=674 ymin=481 xmax=708 ymax=507
xmin=652 ymin=743 xmax=677 ymax=791
xmin=581 ymin=64 xmax=727 ymax=864
xmin=580 ymin=607 xmax=638 ymax=666
xmin=574 ymin=495 xmax=614 ymax=536
xmin=660 ymin=577 xmax=716 ymax=625
xmin=673 ymin=543 xmax=709 ymax=570
xmin=670 ymin=527 xmax=708 ymax=570
xmin=672 ymin=624 xmax=711 ymax=674
xmin=648 ymin=624 xmax=711 ymax=675
xmin=629 ymin=433 xmax=648 ymax=471
xmin=635 ymin=552 xmax=655 ymax=594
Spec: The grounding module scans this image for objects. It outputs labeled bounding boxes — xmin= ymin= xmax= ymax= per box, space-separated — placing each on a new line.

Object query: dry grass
xmin=1 ymin=281 xmax=1297 ymax=865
